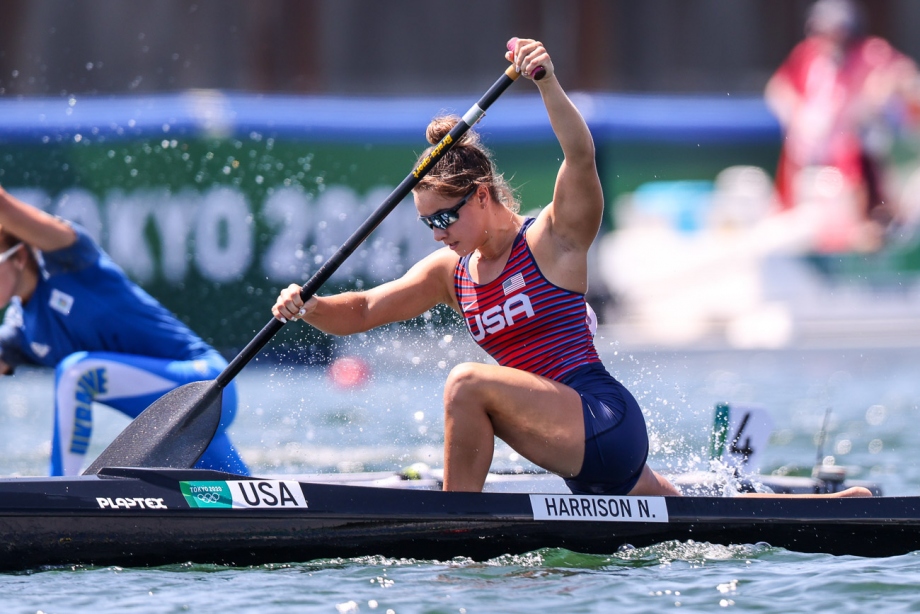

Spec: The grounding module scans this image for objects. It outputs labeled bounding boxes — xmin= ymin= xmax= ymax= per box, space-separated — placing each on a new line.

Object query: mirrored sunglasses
xmin=419 ymin=187 xmax=477 ymax=230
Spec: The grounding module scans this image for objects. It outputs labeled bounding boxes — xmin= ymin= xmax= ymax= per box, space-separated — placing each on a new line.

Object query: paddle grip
xmin=506 ymin=38 xmax=546 ymax=81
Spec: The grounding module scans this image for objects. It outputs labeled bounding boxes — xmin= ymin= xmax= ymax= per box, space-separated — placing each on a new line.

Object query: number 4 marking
xmin=729 ymin=412 xmax=754 ymax=463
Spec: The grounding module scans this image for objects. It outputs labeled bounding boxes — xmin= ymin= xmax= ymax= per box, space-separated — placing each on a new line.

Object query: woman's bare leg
xmin=628 ymin=464 xmax=682 ymax=496
xmin=439 ymin=362 xmax=867 ymax=499
xmin=442 ymin=362 xmax=586 ymax=492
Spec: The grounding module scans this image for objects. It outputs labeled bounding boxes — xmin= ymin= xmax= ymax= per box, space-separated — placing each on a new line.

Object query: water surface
xmin=1 ymin=338 xmax=918 ymax=613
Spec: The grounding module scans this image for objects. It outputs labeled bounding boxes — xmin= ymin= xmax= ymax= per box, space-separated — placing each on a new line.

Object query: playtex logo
xmin=180 ymin=480 xmax=308 ymax=509
xmin=97 ymin=496 xmax=168 ymax=510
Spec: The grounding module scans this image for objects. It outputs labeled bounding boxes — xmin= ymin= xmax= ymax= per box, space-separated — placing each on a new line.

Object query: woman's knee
xmin=444 ymin=362 xmax=493 ymax=405
xmin=443 ymin=363 xmax=499 ymax=425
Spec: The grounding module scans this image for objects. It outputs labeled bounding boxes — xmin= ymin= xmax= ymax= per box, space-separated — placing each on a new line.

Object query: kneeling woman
xmin=273 ymin=38 xmax=678 ymax=496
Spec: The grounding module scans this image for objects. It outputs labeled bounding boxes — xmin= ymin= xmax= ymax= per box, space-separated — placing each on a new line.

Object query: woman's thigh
xmin=444 ymin=362 xmax=586 ymax=477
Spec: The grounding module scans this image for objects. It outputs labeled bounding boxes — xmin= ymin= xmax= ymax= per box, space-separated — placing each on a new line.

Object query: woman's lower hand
xmin=272 ymin=284 xmax=314 ymax=322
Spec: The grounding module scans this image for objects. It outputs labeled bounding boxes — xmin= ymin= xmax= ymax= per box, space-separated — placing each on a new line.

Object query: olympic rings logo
xmin=195 ymin=491 xmax=224 ymax=504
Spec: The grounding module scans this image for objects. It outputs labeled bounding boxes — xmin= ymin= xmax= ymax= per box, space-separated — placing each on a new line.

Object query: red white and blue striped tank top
xmin=453 ymin=218 xmax=601 ymax=382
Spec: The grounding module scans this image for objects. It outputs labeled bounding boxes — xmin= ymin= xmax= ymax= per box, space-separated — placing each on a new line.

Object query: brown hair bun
xmin=414 ymin=114 xmax=519 ymax=213
xmin=425 ymin=115 xmax=480 ymax=147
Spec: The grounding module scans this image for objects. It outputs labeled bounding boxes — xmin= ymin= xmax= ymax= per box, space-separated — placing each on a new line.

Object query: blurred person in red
xmin=765 ymin=0 xmax=919 ymax=251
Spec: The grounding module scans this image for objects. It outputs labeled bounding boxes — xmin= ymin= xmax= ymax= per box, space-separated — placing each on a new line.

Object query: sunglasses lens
xmin=421 ymin=212 xmax=452 ymax=230
xmin=436 ymin=213 xmax=457 ymax=229
xmin=420 ymin=189 xmax=472 ymax=230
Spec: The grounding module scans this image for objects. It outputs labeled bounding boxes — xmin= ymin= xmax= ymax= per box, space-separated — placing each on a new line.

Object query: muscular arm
xmin=506 ymin=39 xmax=603 ymax=291
xmin=0 ymin=186 xmax=76 ymax=251
xmin=538 ymin=75 xmax=604 ymax=249
xmin=273 ymin=247 xmax=459 ymax=336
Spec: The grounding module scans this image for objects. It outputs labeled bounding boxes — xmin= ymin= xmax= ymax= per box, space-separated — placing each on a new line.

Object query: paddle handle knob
xmin=506 ymin=38 xmax=546 ymax=81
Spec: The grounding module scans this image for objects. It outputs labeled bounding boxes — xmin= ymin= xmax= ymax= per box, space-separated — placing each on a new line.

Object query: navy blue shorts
xmin=560 ymin=362 xmax=649 ymax=495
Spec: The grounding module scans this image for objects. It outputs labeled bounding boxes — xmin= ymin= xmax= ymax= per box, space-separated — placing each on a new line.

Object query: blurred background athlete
xmin=765 ymin=0 xmax=920 ymax=251
xmin=0 ymin=185 xmax=248 ymax=476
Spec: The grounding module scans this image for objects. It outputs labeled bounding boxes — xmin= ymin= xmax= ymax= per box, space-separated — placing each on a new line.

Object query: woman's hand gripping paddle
xmin=506 ymin=38 xmax=547 ymax=81
xmin=84 ymin=53 xmax=528 ymax=475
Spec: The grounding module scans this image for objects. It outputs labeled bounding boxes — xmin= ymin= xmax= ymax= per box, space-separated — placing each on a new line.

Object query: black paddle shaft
xmin=217 ymin=65 xmax=523 ymax=388
xmin=84 ymin=64 xmax=526 ymax=475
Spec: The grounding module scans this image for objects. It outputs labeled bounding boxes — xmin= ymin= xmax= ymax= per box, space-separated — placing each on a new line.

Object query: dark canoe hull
xmin=1 ymin=467 xmax=917 ymax=571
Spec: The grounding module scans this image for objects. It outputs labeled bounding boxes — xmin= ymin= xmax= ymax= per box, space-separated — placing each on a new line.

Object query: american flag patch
xmin=502 ymin=273 xmax=526 ymax=295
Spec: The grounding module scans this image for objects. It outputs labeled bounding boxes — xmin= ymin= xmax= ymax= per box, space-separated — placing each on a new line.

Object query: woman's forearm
xmin=300 ymin=292 xmax=374 ymax=336
xmin=536 ymin=76 xmax=596 ymax=166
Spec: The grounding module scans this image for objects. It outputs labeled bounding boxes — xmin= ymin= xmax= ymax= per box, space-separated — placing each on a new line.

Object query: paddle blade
xmin=83 ymin=380 xmax=223 ymax=475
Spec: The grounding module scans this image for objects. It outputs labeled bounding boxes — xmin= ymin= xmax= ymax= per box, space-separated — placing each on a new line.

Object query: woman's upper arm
xmin=548 ymin=156 xmax=604 ymax=248
xmin=533 ymin=80 xmax=604 ymax=251
xmin=360 ymin=248 xmax=458 ymax=330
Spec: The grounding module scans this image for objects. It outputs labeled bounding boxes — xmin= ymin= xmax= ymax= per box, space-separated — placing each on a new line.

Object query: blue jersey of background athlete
xmin=0 ymin=223 xmax=247 ymax=477
xmin=0 ymin=224 xmax=211 ymax=368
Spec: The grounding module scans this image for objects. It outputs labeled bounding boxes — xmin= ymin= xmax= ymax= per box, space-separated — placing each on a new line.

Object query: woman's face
xmin=415 ymin=187 xmax=484 ymax=256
